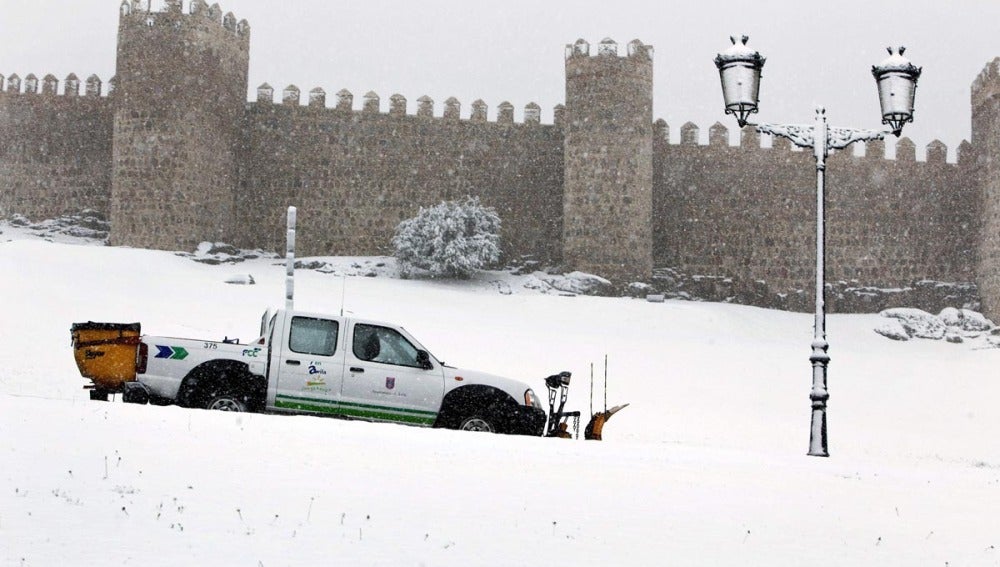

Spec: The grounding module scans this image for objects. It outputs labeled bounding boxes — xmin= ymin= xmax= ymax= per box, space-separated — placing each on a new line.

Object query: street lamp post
xmin=714 ymin=37 xmax=921 ymax=457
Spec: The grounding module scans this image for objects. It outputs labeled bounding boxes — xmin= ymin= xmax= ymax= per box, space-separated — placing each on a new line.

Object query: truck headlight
xmin=524 ymin=388 xmax=541 ymax=408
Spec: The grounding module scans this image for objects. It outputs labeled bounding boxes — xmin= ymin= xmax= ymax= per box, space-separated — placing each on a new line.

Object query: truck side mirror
xmin=416 ymin=350 xmax=433 ymax=370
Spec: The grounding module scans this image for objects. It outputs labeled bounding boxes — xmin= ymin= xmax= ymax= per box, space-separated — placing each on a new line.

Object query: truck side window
xmin=290 ymin=317 xmax=339 ymax=357
xmin=353 ymin=324 xmax=420 ymax=367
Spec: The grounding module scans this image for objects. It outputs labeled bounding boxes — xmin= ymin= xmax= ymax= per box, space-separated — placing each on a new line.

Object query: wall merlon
xmin=708 ymin=121 xmax=728 ymax=146
xmin=598 ymin=38 xmax=618 ymax=57
xmin=497 ymin=101 xmax=514 ymax=124
xmin=524 ymin=102 xmax=541 ymax=124
xmin=257 ymin=82 xmax=273 ymax=104
xmin=24 ymin=74 xmax=38 ymax=94
xmin=336 ymin=88 xmax=352 ymax=111
xmin=680 ymin=122 xmax=699 ymax=145
xmin=653 ymin=118 xmax=668 ymax=141
xmin=471 ymin=99 xmax=487 ymax=122
xmin=309 ymin=87 xmax=326 ymax=108
xmin=282 ymin=85 xmax=300 ymax=106
xmin=958 ymin=140 xmax=973 ymax=164
xmin=565 ymin=39 xmax=590 ymax=59
xmin=553 ymin=104 xmax=566 ymax=128
xmin=626 ymin=39 xmax=653 ymax=61
xmin=895 ymin=137 xmax=916 ymax=162
xmin=85 ymin=75 xmax=102 ymax=97
xmin=41 ymin=74 xmax=58 ymax=95
xmin=926 ymin=139 xmax=947 ymax=164
xmin=65 ymin=74 xmax=80 ymax=97
xmin=739 ymin=125 xmax=759 ymax=149
xmin=444 ymin=97 xmax=461 ymax=120
xmin=363 ymin=91 xmax=380 ymax=113
xmin=417 ymin=95 xmax=434 ymax=117
xmin=390 ymin=93 xmax=406 ymax=117
xmin=865 ymin=138 xmax=885 ymax=159
xmin=772 ymin=135 xmax=792 ymax=151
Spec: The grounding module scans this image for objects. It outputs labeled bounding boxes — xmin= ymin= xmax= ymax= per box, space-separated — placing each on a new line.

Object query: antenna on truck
xmin=286 ymin=206 xmax=296 ymax=311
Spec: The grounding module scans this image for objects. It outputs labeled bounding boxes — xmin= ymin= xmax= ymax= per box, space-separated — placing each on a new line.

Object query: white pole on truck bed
xmin=286 ymin=206 xmax=296 ymax=312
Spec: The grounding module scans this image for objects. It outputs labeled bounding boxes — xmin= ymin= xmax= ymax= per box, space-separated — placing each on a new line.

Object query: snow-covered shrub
xmin=939 ymin=307 xmax=993 ymax=333
xmin=541 ymin=271 xmax=614 ymax=296
xmin=874 ymin=318 xmax=910 ymax=341
xmin=875 ymin=307 xmax=996 ymax=343
xmin=392 ymin=196 xmax=501 ymax=279
xmin=878 ymin=308 xmax=947 ymax=340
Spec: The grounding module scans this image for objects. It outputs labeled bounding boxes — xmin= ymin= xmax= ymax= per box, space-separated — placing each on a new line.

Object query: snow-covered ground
xmin=2 ymin=224 xmax=1000 ymax=566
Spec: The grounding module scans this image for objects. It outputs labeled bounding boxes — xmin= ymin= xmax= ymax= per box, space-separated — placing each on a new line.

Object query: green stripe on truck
xmin=275 ymin=395 xmax=437 ymax=425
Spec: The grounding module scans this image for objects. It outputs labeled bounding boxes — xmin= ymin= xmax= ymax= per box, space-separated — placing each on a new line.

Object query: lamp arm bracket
xmin=755 ymin=122 xmax=816 ymax=149
xmin=755 ymin=123 xmax=888 ymax=152
xmin=826 ymin=127 xmax=886 ymax=151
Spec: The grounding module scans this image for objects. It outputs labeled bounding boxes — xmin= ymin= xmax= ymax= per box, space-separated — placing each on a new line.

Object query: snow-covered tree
xmin=392 ymin=196 xmax=501 ymax=278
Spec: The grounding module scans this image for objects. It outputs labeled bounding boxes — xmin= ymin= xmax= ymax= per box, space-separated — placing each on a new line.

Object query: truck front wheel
xmin=205 ymin=392 xmax=249 ymax=412
xmin=458 ymin=414 xmax=499 ymax=433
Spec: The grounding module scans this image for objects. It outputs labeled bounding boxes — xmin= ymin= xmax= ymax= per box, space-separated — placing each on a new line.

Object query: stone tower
xmin=110 ymin=0 xmax=249 ymax=249
xmin=562 ymin=38 xmax=654 ymax=284
xmin=972 ymin=57 xmax=1000 ymax=320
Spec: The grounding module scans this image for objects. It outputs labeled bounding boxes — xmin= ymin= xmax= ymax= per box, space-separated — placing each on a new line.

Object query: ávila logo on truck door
xmin=386 ymin=377 xmax=395 ymax=390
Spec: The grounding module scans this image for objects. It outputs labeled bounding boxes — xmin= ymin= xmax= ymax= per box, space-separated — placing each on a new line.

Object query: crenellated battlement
xmin=118 ymin=0 xmax=249 ymax=40
xmin=564 ymin=38 xmax=653 ymax=61
xmin=251 ymin=83 xmax=561 ymax=126
xmin=0 ymin=73 xmax=110 ymax=97
xmin=660 ymin=119 xmax=964 ymax=164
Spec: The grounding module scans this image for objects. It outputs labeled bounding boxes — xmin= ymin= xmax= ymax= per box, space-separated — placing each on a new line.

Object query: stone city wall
xmin=653 ymin=121 xmax=978 ymax=312
xmin=1 ymin=2 xmax=998 ymax=316
xmin=236 ymin=90 xmax=565 ymax=261
xmin=0 ymin=74 xmax=113 ymax=221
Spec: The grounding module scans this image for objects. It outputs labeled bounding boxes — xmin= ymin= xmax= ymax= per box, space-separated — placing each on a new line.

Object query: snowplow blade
xmin=584 ymin=403 xmax=630 ymax=441
xmin=70 ymin=322 xmax=141 ymax=392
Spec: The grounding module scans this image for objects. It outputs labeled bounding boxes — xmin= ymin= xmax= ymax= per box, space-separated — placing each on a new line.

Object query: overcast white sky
xmin=2 ymin=0 xmax=998 ymax=160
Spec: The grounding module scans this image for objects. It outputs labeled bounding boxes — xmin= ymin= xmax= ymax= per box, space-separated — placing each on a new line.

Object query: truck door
xmin=272 ymin=315 xmax=346 ymax=415
xmin=340 ymin=322 xmax=444 ymax=425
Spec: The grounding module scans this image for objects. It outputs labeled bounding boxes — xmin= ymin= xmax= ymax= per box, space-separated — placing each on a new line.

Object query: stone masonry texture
xmin=0 ymin=2 xmax=997 ymax=317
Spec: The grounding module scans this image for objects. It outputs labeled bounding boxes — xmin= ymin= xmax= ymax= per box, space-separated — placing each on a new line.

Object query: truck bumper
xmin=503 ymin=406 xmax=548 ymax=436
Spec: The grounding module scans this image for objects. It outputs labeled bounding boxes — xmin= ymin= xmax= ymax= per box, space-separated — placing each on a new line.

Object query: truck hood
xmin=442 ymin=366 xmax=535 ymax=401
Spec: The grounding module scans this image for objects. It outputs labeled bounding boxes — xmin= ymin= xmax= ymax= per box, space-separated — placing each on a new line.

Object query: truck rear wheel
xmin=205 ymin=392 xmax=249 ymax=412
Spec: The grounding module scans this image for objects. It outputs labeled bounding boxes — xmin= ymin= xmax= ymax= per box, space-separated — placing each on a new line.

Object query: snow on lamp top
xmin=872 ymin=46 xmax=922 ymax=137
xmin=714 ymin=35 xmax=766 ymax=128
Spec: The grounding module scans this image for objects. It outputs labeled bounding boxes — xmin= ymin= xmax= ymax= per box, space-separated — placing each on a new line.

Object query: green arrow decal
xmin=171 ymin=347 xmax=189 ymax=360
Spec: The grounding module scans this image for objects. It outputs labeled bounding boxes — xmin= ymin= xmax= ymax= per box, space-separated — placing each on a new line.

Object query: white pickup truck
xmin=74 ymin=308 xmax=548 ymax=436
